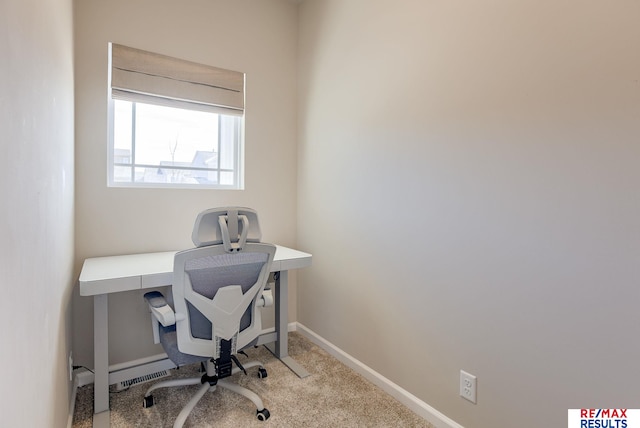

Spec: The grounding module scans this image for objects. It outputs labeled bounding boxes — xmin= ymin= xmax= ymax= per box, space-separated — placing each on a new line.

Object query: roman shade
xmin=109 ymin=43 xmax=244 ymax=115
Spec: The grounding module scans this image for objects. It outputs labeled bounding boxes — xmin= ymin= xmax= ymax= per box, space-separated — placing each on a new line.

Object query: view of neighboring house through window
xmin=108 ymin=43 xmax=245 ymax=189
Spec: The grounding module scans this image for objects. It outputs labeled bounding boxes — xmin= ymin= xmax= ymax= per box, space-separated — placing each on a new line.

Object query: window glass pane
xmin=220 ymin=171 xmax=234 ymax=186
xmin=110 ymin=99 xmax=243 ymax=188
xmin=113 ymin=165 xmax=131 ymax=182
xmin=133 ymin=166 xmax=146 ymax=182
xmin=219 ymin=115 xmax=238 ymax=170
xmin=114 ymin=101 xmax=133 ymax=160
xmin=134 ymin=103 xmax=219 ymax=166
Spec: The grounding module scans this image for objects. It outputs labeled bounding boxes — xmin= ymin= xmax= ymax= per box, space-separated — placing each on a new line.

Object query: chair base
xmin=143 ymin=360 xmax=269 ymax=428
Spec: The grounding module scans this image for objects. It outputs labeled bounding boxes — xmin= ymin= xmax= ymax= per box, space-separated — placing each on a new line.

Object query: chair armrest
xmin=143 ymin=291 xmax=176 ymax=327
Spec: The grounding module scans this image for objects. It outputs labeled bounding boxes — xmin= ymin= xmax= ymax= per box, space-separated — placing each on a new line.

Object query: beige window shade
xmin=110 ymin=43 xmax=244 ymax=115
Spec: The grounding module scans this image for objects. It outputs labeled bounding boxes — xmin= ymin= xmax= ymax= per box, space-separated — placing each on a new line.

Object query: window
xmin=108 ymin=43 xmax=245 ymax=189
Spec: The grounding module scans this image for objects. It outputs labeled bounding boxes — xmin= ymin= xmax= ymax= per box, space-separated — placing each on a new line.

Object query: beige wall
xmin=0 ymin=0 xmax=75 ymax=426
xmin=73 ymin=0 xmax=298 ymax=366
xmin=297 ymin=1 xmax=640 ymax=427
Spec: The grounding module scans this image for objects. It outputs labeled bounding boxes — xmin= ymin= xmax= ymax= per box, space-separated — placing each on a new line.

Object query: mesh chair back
xmin=171 ymin=207 xmax=275 ymax=358
xmin=183 ymin=251 xmax=269 ymax=340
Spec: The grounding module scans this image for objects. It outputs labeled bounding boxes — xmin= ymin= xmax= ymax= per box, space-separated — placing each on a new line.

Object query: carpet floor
xmin=72 ymin=332 xmax=434 ymax=427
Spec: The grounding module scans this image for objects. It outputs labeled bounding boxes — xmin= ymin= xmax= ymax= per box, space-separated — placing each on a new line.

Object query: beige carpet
xmin=72 ymin=332 xmax=434 ymax=427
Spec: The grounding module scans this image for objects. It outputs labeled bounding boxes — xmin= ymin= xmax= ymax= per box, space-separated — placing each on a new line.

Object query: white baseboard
xmin=67 ymin=373 xmax=80 ymax=428
xmin=294 ymin=323 xmax=464 ymax=428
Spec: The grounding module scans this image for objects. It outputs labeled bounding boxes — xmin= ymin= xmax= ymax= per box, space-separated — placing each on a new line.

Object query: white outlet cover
xmin=460 ymin=370 xmax=477 ymax=404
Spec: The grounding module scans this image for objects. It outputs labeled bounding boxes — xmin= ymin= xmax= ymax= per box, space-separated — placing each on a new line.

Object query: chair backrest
xmin=172 ymin=207 xmax=275 ymax=358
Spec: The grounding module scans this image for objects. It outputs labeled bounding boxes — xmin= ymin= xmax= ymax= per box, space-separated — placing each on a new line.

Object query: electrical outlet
xmin=68 ymin=352 xmax=73 ymax=382
xmin=460 ymin=370 xmax=477 ymax=404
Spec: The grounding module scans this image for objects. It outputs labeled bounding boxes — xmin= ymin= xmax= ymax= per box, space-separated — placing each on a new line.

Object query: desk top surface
xmin=79 ymin=245 xmax=311 ymax=296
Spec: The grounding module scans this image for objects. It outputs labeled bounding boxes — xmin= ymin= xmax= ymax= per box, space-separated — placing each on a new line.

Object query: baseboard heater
xmin=109 ymin=353 xmax=176 ymax=389
xmin=116 ymin=369 xmax=171 ymax=390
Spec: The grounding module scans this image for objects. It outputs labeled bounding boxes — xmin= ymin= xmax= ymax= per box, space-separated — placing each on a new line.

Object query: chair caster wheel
xmin=143 ymin=395 xmax=155 ymax=408
xmin=256 ymin=408 xmax=270 ymax=421
xmin=258 ymin=367 xmax=268 ymax=379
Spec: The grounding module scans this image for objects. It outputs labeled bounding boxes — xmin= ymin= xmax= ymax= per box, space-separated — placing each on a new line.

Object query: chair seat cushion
xmin=159 ymin=324 xmax=210 ymax=367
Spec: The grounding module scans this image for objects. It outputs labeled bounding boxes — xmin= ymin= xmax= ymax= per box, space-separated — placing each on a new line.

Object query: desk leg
xmin=267 ymin=270 xmax=310 ymax=378
xmin=93 ymin=294 xmax=110 ymax=427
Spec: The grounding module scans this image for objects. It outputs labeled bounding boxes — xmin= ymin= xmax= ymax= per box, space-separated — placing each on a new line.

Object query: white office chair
xmin=142 ymin=207 xmax=276 ymax=427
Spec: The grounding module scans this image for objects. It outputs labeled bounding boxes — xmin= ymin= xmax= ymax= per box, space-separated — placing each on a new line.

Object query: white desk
xmin=79 ymin=245 xmax=311 ymax=427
